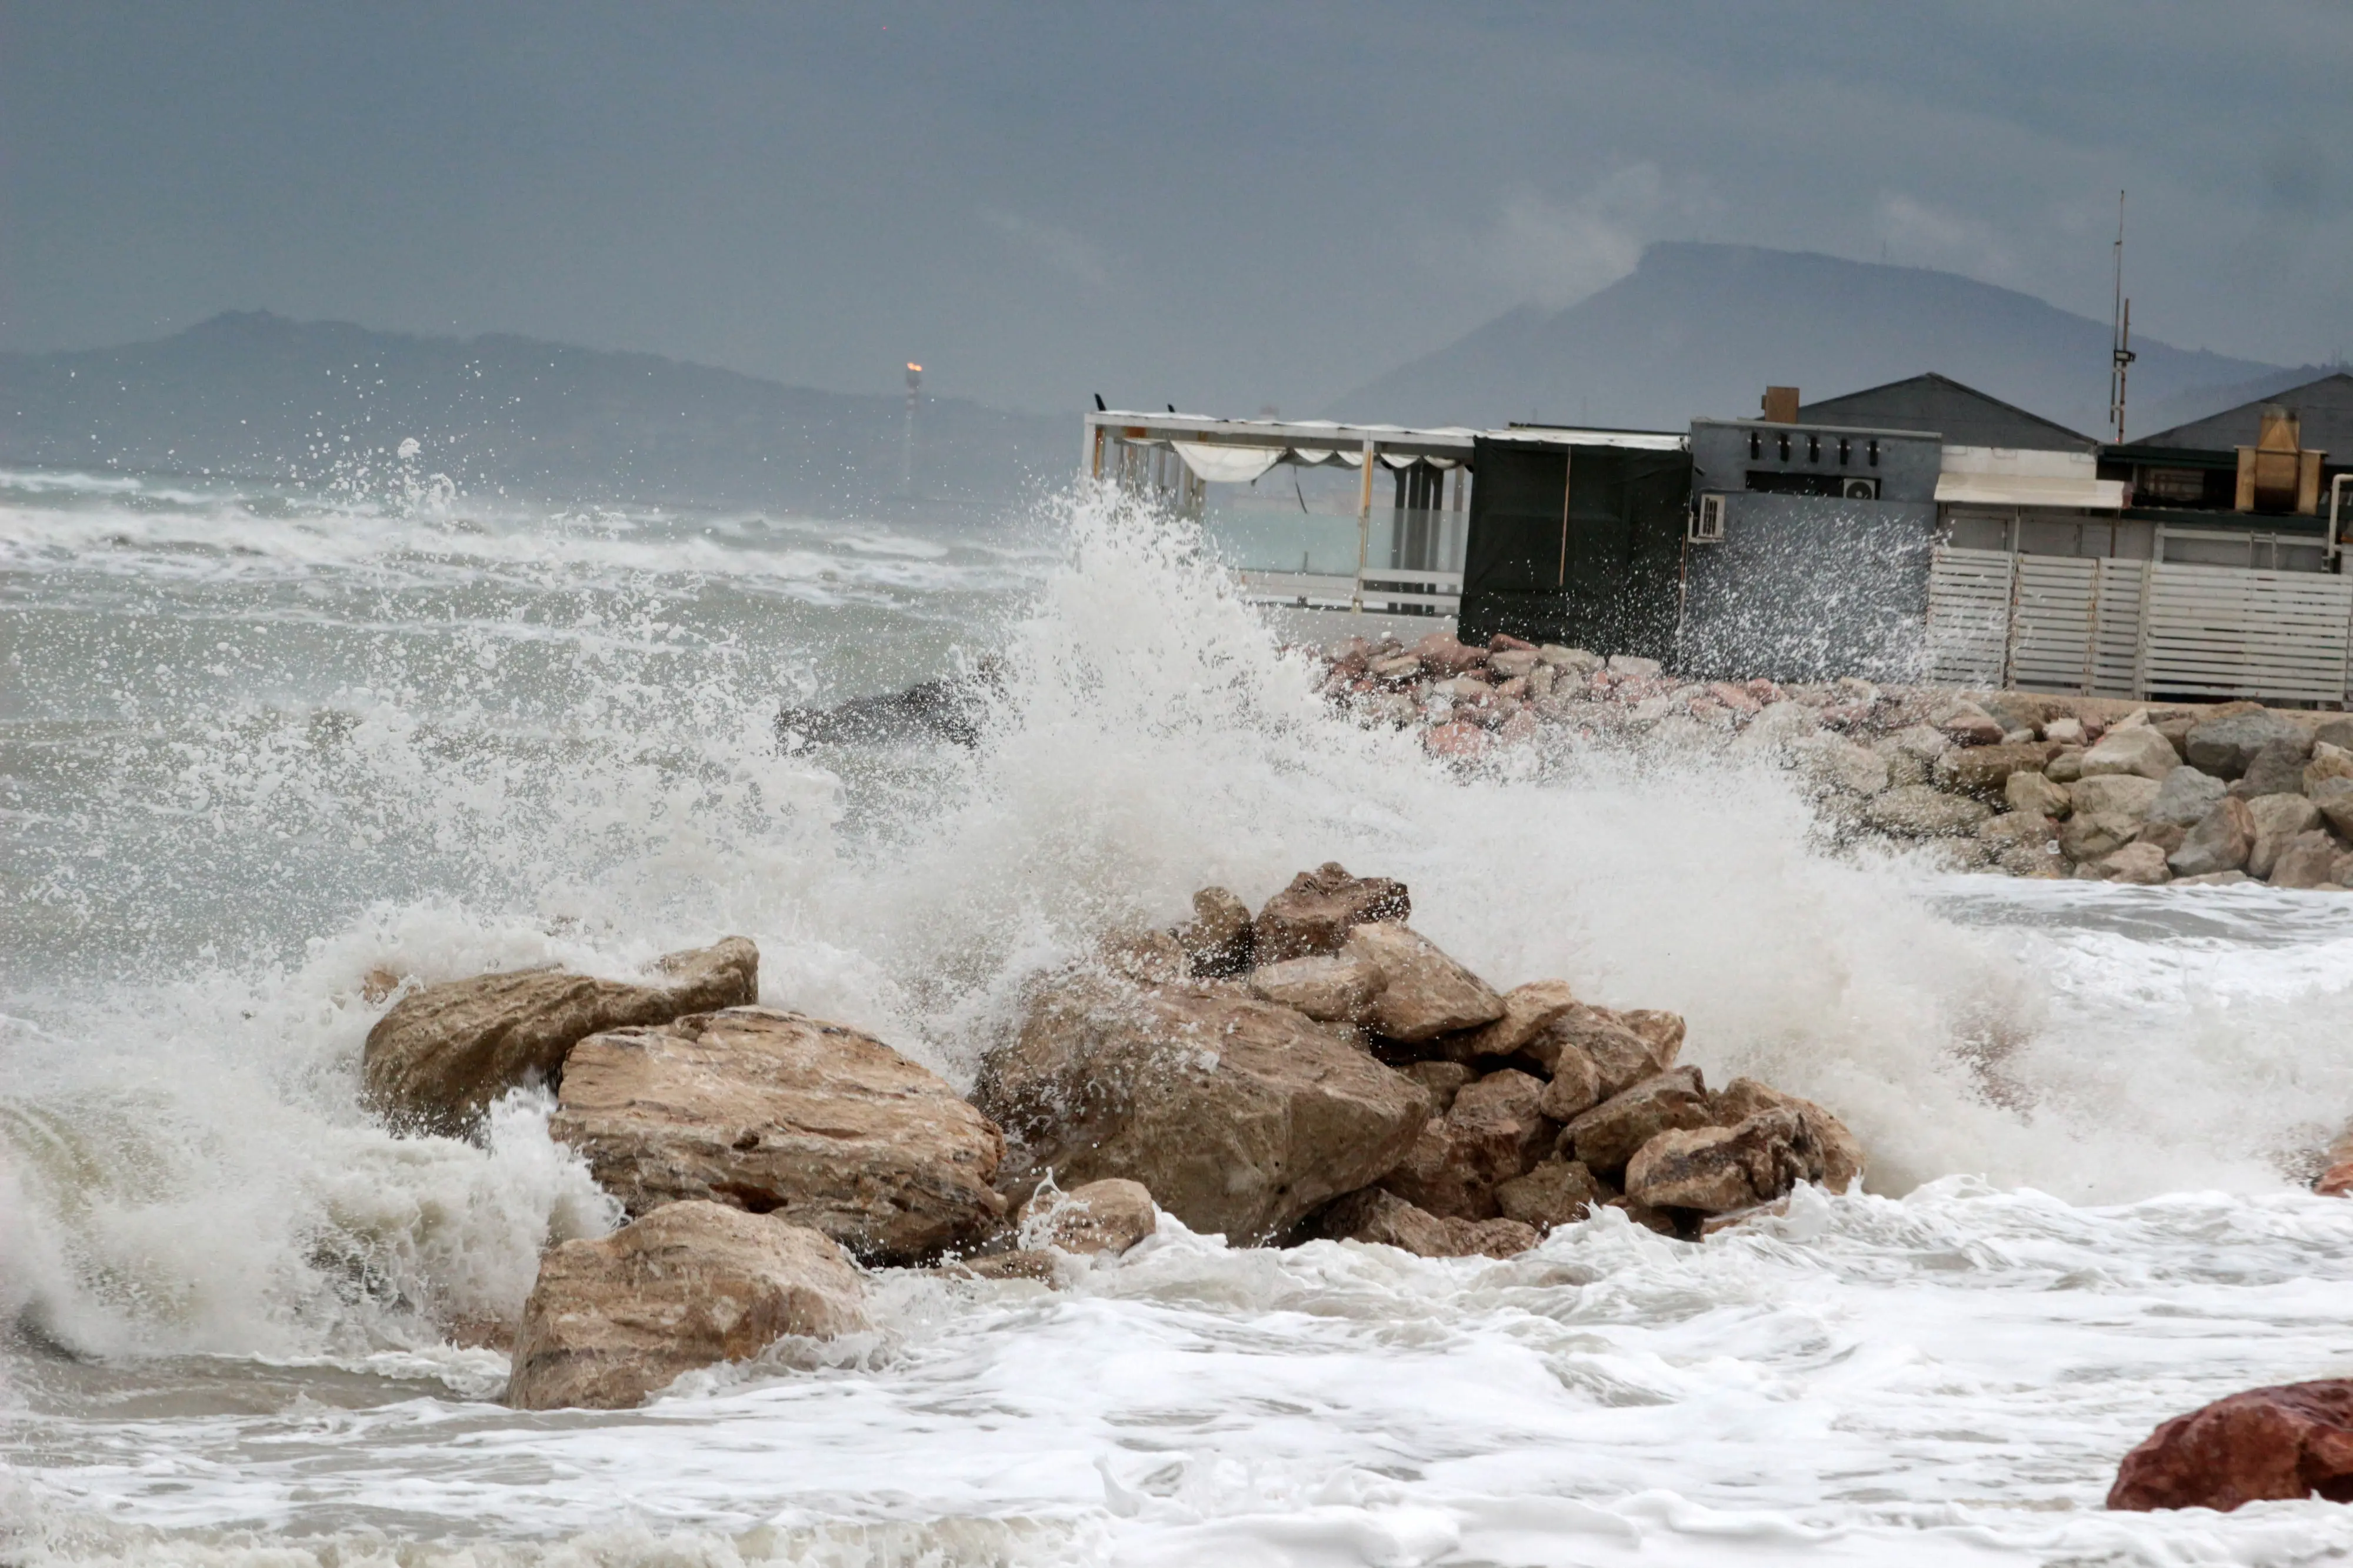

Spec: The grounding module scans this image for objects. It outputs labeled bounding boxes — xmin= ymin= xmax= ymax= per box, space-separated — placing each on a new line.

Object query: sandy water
xmin=5 ymin=465 xmax=2353 ymax=1566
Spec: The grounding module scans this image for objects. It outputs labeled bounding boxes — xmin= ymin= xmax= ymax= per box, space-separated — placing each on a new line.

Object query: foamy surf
xmin=8 ymin=473 xmax=2353 ymax=1563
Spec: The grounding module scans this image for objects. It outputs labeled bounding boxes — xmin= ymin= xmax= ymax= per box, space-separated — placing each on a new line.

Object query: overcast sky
xmin=4 ymin=2 xmax=2349 ymax=414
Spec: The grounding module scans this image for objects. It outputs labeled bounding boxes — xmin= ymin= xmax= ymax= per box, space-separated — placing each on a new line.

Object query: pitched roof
xmin=2132 ymin=371 xmax=2353 ymax=456
xmin=1797 ymin=372 xmax=2097 ymax=452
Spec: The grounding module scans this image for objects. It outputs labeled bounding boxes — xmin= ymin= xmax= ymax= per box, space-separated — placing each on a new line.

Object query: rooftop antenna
xmin=2108 ymin=191 xmax=2135 ymax=445
xmin=902 ymin=362 xmax=922 ymax=497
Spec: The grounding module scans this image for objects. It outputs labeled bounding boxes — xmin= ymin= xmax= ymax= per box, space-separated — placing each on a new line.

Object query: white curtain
xmin=1171 ymin=442 xmax=1284 ymax=483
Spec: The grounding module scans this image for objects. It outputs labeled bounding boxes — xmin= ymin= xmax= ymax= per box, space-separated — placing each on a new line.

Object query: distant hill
xmin=1330 ymin=242 xmax=2297 ymax=440
xmin=0 ymin=312 xmax=1068 ymax=511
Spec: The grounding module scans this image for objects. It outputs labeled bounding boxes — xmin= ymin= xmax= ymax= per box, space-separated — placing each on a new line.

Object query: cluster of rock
xmin=358 ymin=865 xmax=1860 ymax=1409
xmin=1312 ymin=630 xmax=2353 ymax=888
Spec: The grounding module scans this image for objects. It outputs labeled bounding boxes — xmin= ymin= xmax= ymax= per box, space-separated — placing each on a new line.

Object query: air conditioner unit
xmin=1689 ymin=492 xmax=1727 ymax=543
xmin=1842 ymin=476 xmax=1881 ymax=501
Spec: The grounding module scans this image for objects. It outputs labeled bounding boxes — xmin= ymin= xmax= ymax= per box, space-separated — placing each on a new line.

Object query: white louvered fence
xmin=1925 ymin=545 xmax=2353 ymax=701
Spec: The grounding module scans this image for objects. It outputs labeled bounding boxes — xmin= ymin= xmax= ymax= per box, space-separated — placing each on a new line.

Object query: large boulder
xmin=1934 ymin=742 xmax=2057 ymax=798
xmin=2247 ymin=794 xmax=2324 ymax=879
xmin=1861 ymin=785 xmax=1992 ymax=838
xmin=2058 ymin=809 xmax=2142 ymax=865
xmin=2183 ymin=709 xmax=2304 ymax=778
xmin=1377 ymin=1069 xmax=1551 ymax=1219
xmin=2089 ymin=841 xmax=2172 ymax=885
xmin=2305 ymin=742 xmax=2353 ymax=794
xmin=363 ymin=938 xmax=759 ymax=1135
xmin=2148 ymin=764 xmax=2229 ymax=827
xmin=2069 ymin=773 xmax=2162 ymax=820
xmin=2005 ymin=770 xmax=2072 ymax=819
xmin=1246 ymin=953 xmax=1380 ymax=1023
xmin=550 ymin=1007 xmax=1007 ymax=1264
xmin=2266 ymin=831 xmax=2342 ymax=890
xmin=1521 ymin=1004 xmax=1680 ymax=1096
xmin=2236 ymin=737 xmax=2314 ymax=799
xmin=1342 ymin=922 xmax=1507 ymax=1043
xmin=2108 ymin=1379 xmax=2353 ymax=1512
xmin=976 ymin=978 xmax=1429 ymax=1243
xmin=1559 ymin=1067 xmax=1714 ymax=1179
xmin=1251 ymin=863 xmax=1410 ymax=962
xmin=2169 ymin=797 xmax=2257 ymax=878
xmin=2312 ymin=777 xmax=2353 ymax=840
xmin=505 ymin=1201 xmax=867 ymax=1412
xmin=1455 ymin=979 xmax=1580 ymax=1061
xmin=2078 ymin=725 xmax=2180 ymax=782
xmin=1495 ymin=1159 xmax=1613 ymax=1230
xmin=1711 ymin=1077 xmax=1864 ymax=1192
xmin=1624 ymin=1108 xmax=1823 ymax=1214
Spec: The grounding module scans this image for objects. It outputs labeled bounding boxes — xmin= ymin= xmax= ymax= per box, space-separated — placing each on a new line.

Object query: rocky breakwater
xmin=1309 ymin=630 xmax=2353 ymax=890
xmin=363 ymin=878 xmax=1862 ymax=1408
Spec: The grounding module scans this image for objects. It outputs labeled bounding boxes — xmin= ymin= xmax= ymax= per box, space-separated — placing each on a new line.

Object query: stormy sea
xmin=6 ymin=458 xmax=2353 ymax=1567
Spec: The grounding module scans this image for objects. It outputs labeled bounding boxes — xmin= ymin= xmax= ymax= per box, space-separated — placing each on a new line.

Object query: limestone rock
xmin=1251 ymin=863 xmax=1411 ymax=962
xmin=1401 ymin=1060 xmax=1474 ymax=1114
xmin=1495 ymin=1159 xmax=1612 ymax=1230
xmin=2058 ymin=809 xmax=2141 ymax=864
xmin=1711 ymin=1077 xmax=1864 ymax=1193
xmin=1018 ymin=1178 xmax=1158 ymax=1256
xmin=2183 ymin=710 xmax=2303 ymax=778
xmin=1979 ymin=810 xmax=2056 ymax=848
xmin=2148 ymin=764 xmax=2229 ymax=827
xmin=1624 ymin=1109 xmax=1822 ymax=1214
xmin=505 ymin=1201 xmax=868 ymax=1412
xmin=1534 ymin=1046 xmax=1603 ymax=1120
xmin=2311 ymin=777 xmax=2353 ymax=840
xmin=1524 ymin=1004 xmax=1675 ymax=1096
xmin=1174 ymin=887 xmax=1255 ymax=976
xmin=2266 ymin=830 xmax=2341 ymax=890
xmin=2247 ymin=793 xmax=2323 ymax=879
xmin=976 ymin=977 xmax=1428 ymax=1243
xmin=2070 ymin=773 xmax=2162 ymax=820
xmin=2079 ymin=725 xmax=2180 ymax=782
xmin=1861 ymin=785 xmax=1992 ymax=838
xmin=1378 ymin=1069 xmax=1551 ymax=1220
xmin=2005 ymin=770 xmax=2071 ymax=819
xmin=2108 ymin=1379 xmax=2353 ymax=1512
xmin=364 ymin=938 xmax=760 ymax=1135
xmin=1934 ymin=742 xmax=2055 ymax=798
xmin=2045 ymin=747 xmax=2087 ymax=783
xmin=1560 ymin=1066 xmax=1713 ymax=1179
xmin=1247 ymin=953 xmax=1380 ymax=1024
xmin=2169 ymin=797 xmax=2257 ymax=878
xmin=1456 ymin=979 xmax=1580 ymax=1060
xmin=1342 ymin=922 xmax=1507 ymax=1043
xmin=552 ymin=1008 xmax=1007 ymax=1263
xmin=2317 ymin=715 xmax=2353 ymax=753
xmin=2092 ymin=841 xmax=2172 ymax=885
xmin=2235 ymin=737 xmax=2314 ymax=799
xmin=2306 ymin=742 xmax=2353 ymax=793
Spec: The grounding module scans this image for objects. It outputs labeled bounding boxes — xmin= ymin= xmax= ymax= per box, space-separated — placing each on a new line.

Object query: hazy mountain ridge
xmin=1331 ymin=242 xmax=2301 ymax=439
xmin=0 ymin=311 xmax=1071 ymax=511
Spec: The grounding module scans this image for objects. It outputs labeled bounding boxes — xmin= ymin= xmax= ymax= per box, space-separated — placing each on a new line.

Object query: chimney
xmin=2237 ymin=404 xmax=2326 ymax=515
xmin=1761 ymin=386 xmax=1800 ymax=423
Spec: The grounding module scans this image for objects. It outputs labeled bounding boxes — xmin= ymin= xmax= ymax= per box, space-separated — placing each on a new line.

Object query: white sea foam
xmin=8 ymin=479 xmax=2353 ymax=1563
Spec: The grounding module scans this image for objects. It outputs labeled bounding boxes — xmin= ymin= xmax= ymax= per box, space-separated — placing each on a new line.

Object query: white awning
xmin=1935 ymin=473 xmax=2128 ymax=510
xmin=1171 ymin=442 xmax=1284 ymax=484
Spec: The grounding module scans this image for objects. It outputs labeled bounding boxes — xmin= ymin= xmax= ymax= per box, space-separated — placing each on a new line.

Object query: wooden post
xmin=1353 ymin=437 xmax=1376 ymax=613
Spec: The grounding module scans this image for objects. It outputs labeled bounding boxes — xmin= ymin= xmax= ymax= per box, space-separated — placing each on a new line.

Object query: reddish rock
xmin=1424 ymin=720 xmax=1488 ymax=759
xmin=2108 ymin=1380 xmax=2353 ymax=1511
xmin=1488 ymin=633 xmax=1538 ymax=652
xmin=1707 ymin=682 xmax=1762 ymax=715
xmin=1559 ymin=1067 xmax=1714 ymax=1179
xmin=2315 ymin=1162 xmax=2353 ymax=1197
xmin=1249 ymin=862 xmax=1411 ymax=962
xmin=1411 ymin=632 xmax=1487 ymax=676
xmin=1378 ymin=1069 xmax=1550 ymax=1219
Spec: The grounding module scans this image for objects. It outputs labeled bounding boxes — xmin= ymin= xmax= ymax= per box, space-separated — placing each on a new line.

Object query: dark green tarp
xmin=1458 ymin=437 xmax=1691 ymax=657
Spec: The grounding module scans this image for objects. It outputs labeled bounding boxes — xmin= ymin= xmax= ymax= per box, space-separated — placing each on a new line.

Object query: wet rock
xmin=1174 ymin=887 xmax=1255 ymax=976
xmin=1099 ymin=927 xmax=1189 ymax=983
xmin=1711 ymin=1077 xmax=1864 ymax=1192
xmin=364 ymin=938 xmax=760 ymax=1135
xmin=942 ymin=1250 xmax=1061 ymax=1283
xmin=1378 ymin=1069 xmax=1551 ymax=1220
xmin=1935 ymin=742 xmax=2056 ymax=798
xmin=1251 ymin=862 xmax=1412 ymax=962
xmin=2184 ymin=710 xmax=2303 ymax=778
xmin=1487 ymin=648 xmax=1539 ymax=680
xmin=1455 ymin=979 xmax=1580 ymax=1060
xmin=2173 ymin=869 xmax=2253 ymax=887
xmin=1560 ymin=1066 xmax=1714 ymax=1179
xmin=1447 ymin=1216 xmax=1541 ymax=1257
xmin=1997 ymin=842 xmax=2068 ymax=878
xmin=1937 ymin=702 xmax=2005 ymax=746
xmin=2108 ymin=1379 xmax=2353 ymax=1512
xmin=1624 ymin=1108 xmax=1822 ymax=1214
xmin=1400 ymin=1060 xmax=1474 ymax=1115
xmin=1314 ymin=1187 xmax=1457 ymax=1255
xmin=2168 ymin=797 xmax=2257 ymax=878
xmin=1608 ymin=654 xmax=1663 ymax=679
xmin=1791 ymin=734 xmax=1891 ymax=796
xmin=2247 ymin=793 xmax=2323 ymax=879
xmin=2235 ymin=738 xmax=2314 ymax=799
xmin=2005 ymin=770 xmax=2071 ymax=819
xmin=1495 ymin=1158 xmax=1612 ymax=1230
xmin=2091 ymin=841 xmax=2172 ymax=885
xmin=1538 ymin=645 xmax=1604 ymax=674
xmin=2058 ymin=810 xmax=2141 ymax=864
xmin=552 ymin=1008 xmax=1007 ymax=1263
xmin=1247 ymin=952 xmax=1380 ymax=1024
xmin=1861 ymin=785 xmax=1992 ymax=838
xmin=977 ymin=977 xmax=1428 ymax=1243
xmin=1343 ymin=922 xmax=1507 ymax=1043
xmin=2070 ymin=773 xmax=2162 ymax=820
xmin=2079 ymin=725 xmax=2180 ymax=782
xmin=505 ymin=1201 xmax=868 ymax=1412
xmin=2148 ymin=764 xmax=2229 ymax=827
xmin=1979 ymin=810 xmax=2057 ymax=849
xmin=1017 ymin=1178 xmax=1158 ymax=1256
xmin=2266 ymin=831 xmax=2342 ymax=890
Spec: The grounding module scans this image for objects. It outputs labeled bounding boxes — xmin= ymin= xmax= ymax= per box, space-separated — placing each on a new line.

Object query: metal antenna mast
xmin=2108 ymin=191 xmax=2135 ymax=444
